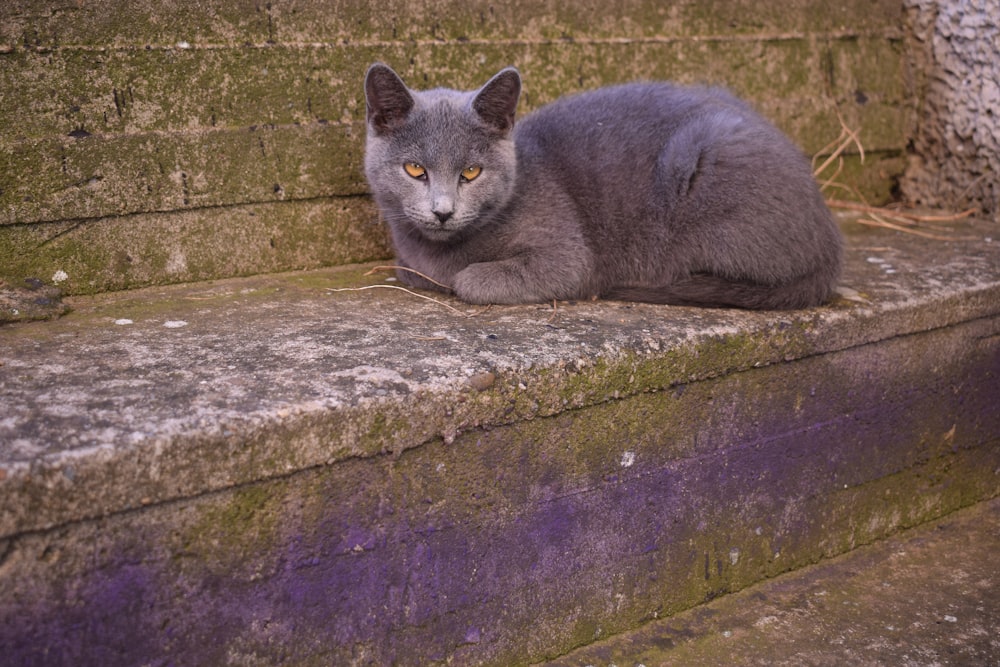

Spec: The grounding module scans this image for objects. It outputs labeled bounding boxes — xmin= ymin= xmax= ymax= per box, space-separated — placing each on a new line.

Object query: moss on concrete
xmin=6 ymin=424 xmax=994 ymax=665
xmin=1 ymin=123 xmax=371 ymax=226
xmin=186 ymin=484 xmax=283 ymax=569
xmin=0 ymin=0 xmax=905 ymax=51
xmin=0 ymin=197 xmax=391 ymax=295
xmin=2 ymin=37 xmax=905 ymax=225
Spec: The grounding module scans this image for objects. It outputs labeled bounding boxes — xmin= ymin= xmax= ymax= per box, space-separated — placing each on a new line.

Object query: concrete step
xmin=1 ymin=214 xmax=999 ymax=665
xmin=542 ymin=496 xmax=1000 ymax=666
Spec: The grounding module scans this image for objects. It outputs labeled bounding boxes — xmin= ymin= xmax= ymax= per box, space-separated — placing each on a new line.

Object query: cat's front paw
xmin=453 ymin=261 xmax=539 ymax=305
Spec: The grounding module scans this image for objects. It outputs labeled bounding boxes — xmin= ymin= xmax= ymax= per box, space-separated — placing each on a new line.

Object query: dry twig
xmin=546 ymin=299 xmax=560 ymax=323
xmin=814 ymin=114 xmax=978 ymax=240
xmin=812 ymin=110 xmax=865 ymax=183
xmin=853 ymin=218 xmax=977 ymax=241
xmin=364 ymin=265 xmax=452 ymax=290
xmin=826 ymin=199 xmax=977 ymax=224
xmin=327 ymin=284 xmax=469 ymax=317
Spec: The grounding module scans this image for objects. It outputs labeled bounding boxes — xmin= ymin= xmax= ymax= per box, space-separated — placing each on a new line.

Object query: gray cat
xmin=363 ymin=63 xmax=843 ymax=309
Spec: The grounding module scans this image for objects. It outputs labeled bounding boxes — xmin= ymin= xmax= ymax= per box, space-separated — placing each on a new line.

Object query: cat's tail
xmin=601 ymin=271 xmax=837 ymax=310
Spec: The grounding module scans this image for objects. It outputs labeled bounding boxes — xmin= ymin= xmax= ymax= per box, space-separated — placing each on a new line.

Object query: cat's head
xmin=363 ymin=63 xmax=521 ymax=242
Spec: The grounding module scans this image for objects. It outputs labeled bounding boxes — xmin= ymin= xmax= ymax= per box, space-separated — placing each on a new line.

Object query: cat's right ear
xmin=364 ymin=63 xmax=415 ymax=135
xmin=473 ymin=67 xmax=521 ymax=135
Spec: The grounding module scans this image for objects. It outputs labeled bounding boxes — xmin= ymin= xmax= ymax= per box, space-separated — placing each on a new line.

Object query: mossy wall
xmin=0 ymin=0 xmax=909 ymax=294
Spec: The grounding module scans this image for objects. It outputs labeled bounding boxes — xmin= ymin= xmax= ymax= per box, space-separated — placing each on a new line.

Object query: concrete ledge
xmin=1 ymin=215 xmax=999 ymax=664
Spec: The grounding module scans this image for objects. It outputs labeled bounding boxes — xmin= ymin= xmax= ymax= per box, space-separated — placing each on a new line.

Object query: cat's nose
xmin=431 ymin=193 xmax=454 ymax=224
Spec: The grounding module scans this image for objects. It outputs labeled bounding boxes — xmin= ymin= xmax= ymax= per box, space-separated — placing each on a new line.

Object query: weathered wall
xmin=0 ymin=0 xmax=908 ymax=294
xmin=901 ymin=0 xmax=1000 ymax=218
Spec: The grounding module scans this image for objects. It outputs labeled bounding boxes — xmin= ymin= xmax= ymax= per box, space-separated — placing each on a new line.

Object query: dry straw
xmin=815 ymin=111 xmax=977 ymax=240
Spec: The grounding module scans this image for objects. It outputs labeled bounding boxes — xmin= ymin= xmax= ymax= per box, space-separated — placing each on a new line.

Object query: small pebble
xmin=467 ymin=371 xmax=496 ymax=392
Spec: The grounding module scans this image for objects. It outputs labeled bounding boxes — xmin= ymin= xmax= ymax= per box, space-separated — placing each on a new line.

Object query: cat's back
xmin=514 ymin=82 xmax=751 ymax=156
xmin=511 ymin=82 xmax=794 ymax=226
xmin=510 ymin=81 xmax=801 ymax=206
xmin=513 ymin=80 xmax=820 ymax=210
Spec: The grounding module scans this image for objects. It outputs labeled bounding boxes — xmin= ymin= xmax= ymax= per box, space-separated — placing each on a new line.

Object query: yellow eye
xmin=404 ymin=163 xmax=426 ymax=179
xmin=461 ymin=165 xmax=482 ymax=182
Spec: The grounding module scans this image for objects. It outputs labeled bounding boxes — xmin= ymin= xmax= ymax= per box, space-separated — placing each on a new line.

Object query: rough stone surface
xmin=0 ymin=277 xmax=68 ymax=324
xmin=544 ymin=496 xmax=1000 ymax=666
xmin=2 ymin=215 xmax=999 ymax=538
xmin=902 ymin=0 xmax=1000 ymax=218
xmin=0 ymin=216 xmax=998 ymax=665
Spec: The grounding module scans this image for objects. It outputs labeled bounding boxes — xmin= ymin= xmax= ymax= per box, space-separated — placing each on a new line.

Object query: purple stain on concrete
xmin=2 ymin=316 xmax=998 ymax=665
xmin=5 ymin=561 xmax=160 ymax=667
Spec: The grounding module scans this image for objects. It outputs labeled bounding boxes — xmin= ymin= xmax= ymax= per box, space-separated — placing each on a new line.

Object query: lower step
xmin=545 ymin=496 xmax=1000 ymax=666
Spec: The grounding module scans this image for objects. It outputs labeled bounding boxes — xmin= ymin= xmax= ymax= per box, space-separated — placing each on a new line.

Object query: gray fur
xmin=363 ymin=63 xmax=843 ymax=309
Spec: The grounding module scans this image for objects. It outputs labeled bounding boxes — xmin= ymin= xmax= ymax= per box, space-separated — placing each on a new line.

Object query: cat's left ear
xmin=472 ymin=67 xmax=521 ymax=135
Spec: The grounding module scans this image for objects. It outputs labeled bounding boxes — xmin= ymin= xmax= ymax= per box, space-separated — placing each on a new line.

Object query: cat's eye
xmin=461 ymin=165 xmax=482 ymax=182
xmin=404 ymin=162 xmax=426 ymax=180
